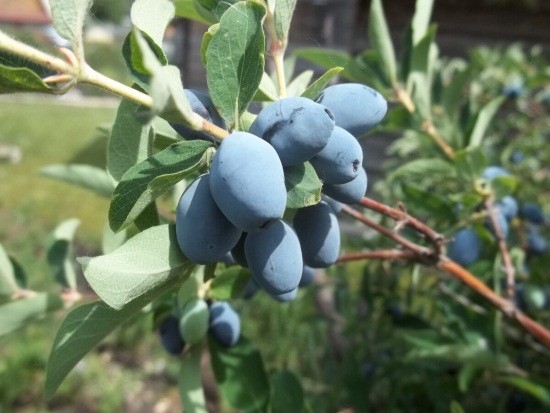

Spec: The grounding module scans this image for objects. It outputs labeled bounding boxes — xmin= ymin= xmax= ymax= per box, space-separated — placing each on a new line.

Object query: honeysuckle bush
xmin=0 ymin=0 xmax=548 ymax=412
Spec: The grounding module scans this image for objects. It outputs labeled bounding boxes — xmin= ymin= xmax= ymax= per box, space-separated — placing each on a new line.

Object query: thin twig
xmin=342 ymin=205 xmax=434 ymax=261
xmin=357 ymin=197 xmax=445 ymax=254
xmin=485 ymin=197 xmax=516 ymax=301
xmin=438 ymin=282 xmax=487 ymax=315
xmin=337 ymin=249 xmax=415 ymax=264
xmin=342 ymin=200 xmax=550 ymax=349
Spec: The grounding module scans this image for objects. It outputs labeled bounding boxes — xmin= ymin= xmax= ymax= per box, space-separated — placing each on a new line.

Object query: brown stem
xmin=422 ymin=120 xmax=456 ymax=160
xmin=342 ymin=200 xmax=550 ymax=348
xmin=485 ymin=197 xmax=516 ymax=300
xmin=357 ymin=197 xmax=445 ymax=254
xmin=438 ymin=259 xmax=550 ymax=348
xmin=342 ymin=205 xmax=434 ymax=260
xmin=337 ymin=249 xmax=415 ymax=264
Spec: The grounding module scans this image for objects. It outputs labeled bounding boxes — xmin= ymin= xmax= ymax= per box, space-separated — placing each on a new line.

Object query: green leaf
xmin=79 ymin=224 xmax=195 ymax=310
xmin=109 ymin=140 xmax=213 ymax=233
xmin=301 ymin=67 xmax=343 ymax=100
xmin=150 ymin=65 xmax=201 ymax=126
xmin=449 ymin=401 xmax=466 ymax=413
xmin=368 ymin=0 xmax=397 ymax=86
xmin=273 ymin=0 xmax=297 ymax=43
xmin=0 ymin=63 xmax=54 ymax=94
xmin=286 ymin=70 xmax=313 ymax=97
xmin=407 ymin=25 xmax=437 ymax=120
xmin=122 ymin=30 xmax=168 ymax=90
xmin=254 ymin=72 xmax=278 ymax=102
xmin=179 ymin=346 xmax=208 ymax=413
xmin=294 ymin=48 xmax=368 ymax=83
xmin=174 ymin=0 xmax=216 ymax=24
xmin=458 ymin=363 xmax=479 ymax=392
xmin=206 ymin=1 xmax=266 ymax=127
xmin=46 ymin=219 xmax=80 ymax=290
xmin=442 ymin=67 xmax=471 ymax=117
xmin=0 ymin=293 xmax=63 ymax=337
xmin=130 ymin=0 xmax=175 ymax=46
xmin=200 ymin=24 xmax=219 ymax=66
xmin=401 ymin=184 xmax=454 ymax=221
xmin=270 ymin=370 xmax=304 ymax=413
xmin=49 ymin=0 xmax=91 ymax=47
xmin=285 ymin=162 xmax=322 ymax=209
xmin=209 ymin=267 xmax=251 ymax=300
xmin=209 ymin=336 xmax=270 ymax=412
xmin=467 ymin=96 xmax=505 ymax=149
xmin=498 ymin=376 xmax=550 ymax=405
xmin=108 ymin=97 xmax=153 ymax=183
xmin=101 ymin=221 xmax=129 ymax=255
xmin=196 ymin=0 xmax=241 ymax=21
xmin=388 ymin=158 xmax=455 ymax=182
xmin=45 ymin=267 xmax=185 ymax=399
xmin=454 ymin=148 xmax=488 ymax=183
xmin=0 ymin=243 xmax=19 ymax=296
xmin=9 ymin=256 xmax=26 ymax=289
xmin=411 ymin=0 xmax=435 ymax=44
xmin=41 ymin=164 xmax=115 ymax=198
xmin=491 ymin=176 xmax=518 ymax=200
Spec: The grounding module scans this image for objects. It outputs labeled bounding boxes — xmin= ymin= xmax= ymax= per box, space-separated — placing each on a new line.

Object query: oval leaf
xmin=206 ymin=1 xmax=266 ymax=126
xmin=0 ymin=293 xmax=63 ymax=337
xmin=79 ymin=224 xmax=195 ymax=310
xmin=41 ymin=164 xmax=115 ymax=198
xmin=285 ymin=162 xmax=322 ymax=209
xmin=209 ymin=336 xmax=270 ymax=412
xmin=109 ymin=140 xmax=213 ymax=233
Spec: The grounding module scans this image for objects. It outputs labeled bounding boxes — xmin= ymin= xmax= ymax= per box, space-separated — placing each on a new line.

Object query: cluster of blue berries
xmin=174 ymin=84 xmax=387 ymax=304
xmin=158 ymin=300 xmax=241 ymax=355
xmin=449 ymin=165 xmax=548 ymax=268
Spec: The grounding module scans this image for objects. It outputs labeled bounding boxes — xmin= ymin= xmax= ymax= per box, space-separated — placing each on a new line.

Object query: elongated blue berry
xmin=316 ymin=83 xmax=387 ymax=137
xmin=159 ymin=315 xmax=185 ymax=355
xmin=209 ymin=301 xmax=240 ymax=347
xmin=249 ymin=97 xmax=335 ymax=166
xmin=448 ymin=228 xmax=481 ymax=267
xmin=209 ymin=132 xmax=287 ymax=232
xmin=176 ymin=174 xmax=241 ymax=264
xmin=245 ymin=219 xmax=303 ymax=295
xmin=310 ymin=126 xmax=363 ymax=184
xmin=322 ymin=167 xmax=368 ymax=205
xmin=293 ymin=201 xmax=341 ymax=268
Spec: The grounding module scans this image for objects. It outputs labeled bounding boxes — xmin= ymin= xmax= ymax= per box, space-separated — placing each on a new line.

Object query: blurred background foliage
xmin=0 ymin=1 xmax=549 ymax=412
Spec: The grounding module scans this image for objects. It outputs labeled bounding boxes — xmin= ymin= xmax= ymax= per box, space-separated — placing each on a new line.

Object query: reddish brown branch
xmin=438 ymin=259 xmax=550 ymax=348
xmin=342 ymin=205 xmax=434 ymax=261
xmin=485 ymin=197 xmax=516 ymax=301
xmin=337 ymin=249 xmax=415 ymax=264
xmin=341 ymin=200 xmax=550 ymax=349
xmin=357 ymin=197 xmax=445 ymax=254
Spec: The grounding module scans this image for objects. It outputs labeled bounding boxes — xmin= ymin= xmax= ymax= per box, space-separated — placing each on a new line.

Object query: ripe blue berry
xmin=496 ymin=196 xmax=519 ymax=221
xmin=159 ymin=315 xmax=185 ymax=355
xmin=322 ymin=167 xmax=368 ymax=205
xmin=293 ymin=201 xmax=341 ymax=268
xmin=299 ymin=266 xmax=315 ymax=287
xmin=316 ymin=83 xmax=387 ymax=137
xmin=209 ymin=132 xmax=287 ymax=232
xmin=176 ymin=174 xmax=242 ymax=264
xmin=245 ymin=219 xmax=303 ymax=295
xmin=272 ymin=288 xmax=298 ymax=302
xmin=483 ymin=166 xmax=509 ymax=181
xmin=310 ymin=126 xmax=363 ymax=184
xmin=448 ymin=228 xmax=481 ymax=267
xmin=249 ymin=97 xmax=335 ymax=166
xmin=209 ymin=301 xmax=240 ymax=347
xmin=519 ymin=203 xmax=545 ymax=225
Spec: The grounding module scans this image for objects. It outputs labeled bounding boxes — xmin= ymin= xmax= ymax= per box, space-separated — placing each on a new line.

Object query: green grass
xmin=0 ymin=99 xmax=116 ymax=283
